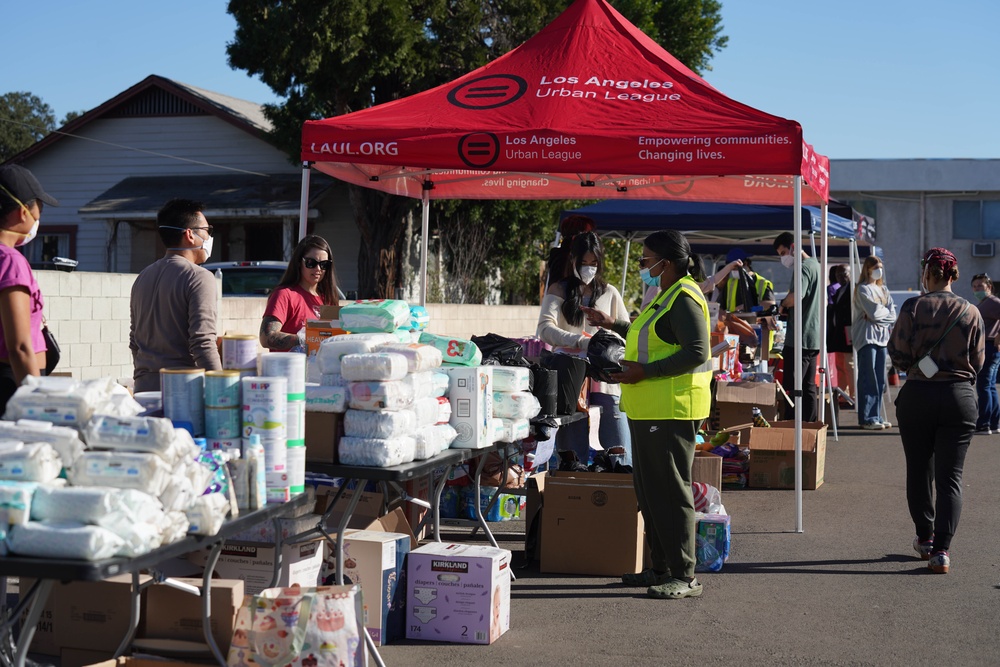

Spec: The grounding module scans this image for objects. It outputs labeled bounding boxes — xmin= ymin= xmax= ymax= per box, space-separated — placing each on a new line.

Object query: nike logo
xmin=650 ymin=426 xmax=659 ymax=433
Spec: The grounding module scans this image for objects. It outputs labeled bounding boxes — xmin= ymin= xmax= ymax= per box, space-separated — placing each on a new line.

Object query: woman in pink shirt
xmin=259 ymin=235 xmax=339 ymax=351
xmin=0 ymin=166 xmax=58 ymax=412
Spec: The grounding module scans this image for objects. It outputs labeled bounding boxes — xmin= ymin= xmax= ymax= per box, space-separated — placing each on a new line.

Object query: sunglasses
xmin=303 ymin=257 xmax=332 ymax=271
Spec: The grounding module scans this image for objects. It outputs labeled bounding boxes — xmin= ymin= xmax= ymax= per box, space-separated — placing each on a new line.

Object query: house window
xmin=23 ymin=226 xmax=77 ymax=270
xmin=953 ymin=201 xmax=1000 ymax=239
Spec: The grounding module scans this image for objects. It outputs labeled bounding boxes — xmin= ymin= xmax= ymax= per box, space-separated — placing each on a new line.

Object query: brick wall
xmin=34 ymin=271 xmax=541 ymax=382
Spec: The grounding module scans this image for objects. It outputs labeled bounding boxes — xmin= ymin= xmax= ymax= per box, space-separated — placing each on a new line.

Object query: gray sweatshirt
xmin=851 ymin=282 xmax=896 ymax=350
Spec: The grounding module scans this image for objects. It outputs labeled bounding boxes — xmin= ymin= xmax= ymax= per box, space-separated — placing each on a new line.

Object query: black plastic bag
xmin=539 ymin=350 xmax=588 ymax=415
xmin=471 ymin=333 xmax=530 ymax=367
xmin=586 ymin=329 xmax=625 ymax=383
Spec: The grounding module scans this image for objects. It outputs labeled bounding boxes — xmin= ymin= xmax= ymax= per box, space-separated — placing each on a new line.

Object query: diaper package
xmin=413 ymin=423 xmax=458 ymax=460
xmin=412 ymin=396 xmax=442 ymax=427
xmin=338 ymin=435 xmax=416 ymax=467
xmin=436 ymin=396 xmax=452 ymax=424
xmin=498 ymin=418 xmax=531 ymax=443
xmin=68 ymin=451 xmax=172 ymax=497
xmin=305 ymin=384 xmax=348 ymax=413
xmin=340 ymin=299 xmax=411 ymax=333
xmin=489 ymin=418 xmax=505 ymax=443
xmin=491 ymin=366 xmax=531 ymax=392
xmin=316 ymin=333 xmax=397 ymax=374
xmin=375 ymin=343 xmax=443 ymax=373
xmin=320 ymin=373 xmax=349 ymax=387
xmin=343 ymin=409 xmax=417 ymax=439
xmin=0 ymin=442 xmax=63 ymax=483
xmin=0 ymin=481 xmax=37 ymax=526
xmin=84 ymin=414 xmax=178 ymax=458
xmin=402 ymin=371 xmax=435 ymax=400
xmin=7 ymin=521 xmax=126 ymax=560
xmin=418 ymin=333 xmax=482 ymax=366
xmin=347 ymin=380 xmax=414 ymax=411
xmin=0 ymin=419 xmax=85 ymax=468
xmin=430 ymin=372 xmax=450 ymax=398
xmin=492 ymin=391 xmax=542 ymax=420
xmin=340 ymin=352 xmax=409 ymax=382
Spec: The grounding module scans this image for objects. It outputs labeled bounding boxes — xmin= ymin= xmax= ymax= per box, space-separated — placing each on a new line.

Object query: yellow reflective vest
xmin=724 ymin=273 xmax=773 ymax=312
xmin=621 ymin=276 xmax=712 ymax=420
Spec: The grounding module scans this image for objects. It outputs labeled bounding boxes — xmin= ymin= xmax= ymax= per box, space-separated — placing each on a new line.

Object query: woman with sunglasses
xmin=970 ymin=273 xmax=1000 ymax=434
xmin=584 ymin=230 xmax=711 ymax=600
xmin=260 ymin=235 xmax=339 ymax=351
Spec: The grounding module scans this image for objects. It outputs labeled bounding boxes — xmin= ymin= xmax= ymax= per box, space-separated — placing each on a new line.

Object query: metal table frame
xmin=0 ymin=493 xmax=313 ymax=667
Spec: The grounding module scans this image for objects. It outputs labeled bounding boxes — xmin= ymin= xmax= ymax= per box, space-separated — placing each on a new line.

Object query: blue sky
xmin=5 ymin=0 xmax=996 ymax=160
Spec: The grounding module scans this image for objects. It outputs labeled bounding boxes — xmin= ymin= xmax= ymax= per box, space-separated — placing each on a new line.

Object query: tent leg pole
xmin=793 ymin=177 xmax=803 ymax=534
xmin=420 ymin=190 xmax=430 ymax=307
xmin=298 ymin=162 xmax=311 ymax=241
xmin=621 ymin=237 xmax=631 ymax=296
xmin=819 ymin=205 xmax=830 ymax=426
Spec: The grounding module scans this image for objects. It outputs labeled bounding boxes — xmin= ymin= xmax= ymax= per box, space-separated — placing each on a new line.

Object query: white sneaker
xmin=928 ymin=551 xmax=950 ymax=574
xmin=880 ymin=421 xmax=892 ymax=429
xmin=862 ymin=423 xmax=885 ymax=430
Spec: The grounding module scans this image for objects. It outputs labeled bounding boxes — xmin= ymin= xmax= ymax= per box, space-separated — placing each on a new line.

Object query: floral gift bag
xmin=227 ymin=584 xmax=365 ymax=667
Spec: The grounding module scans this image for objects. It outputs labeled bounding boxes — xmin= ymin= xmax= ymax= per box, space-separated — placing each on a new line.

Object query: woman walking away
xmin=970 ymin=273 xmax=1000 ymax=434
xmin=260 ymin=235 xmax=339 ymax=352
xmin=584 ymin=230 xmax=711 ymax=599
xmin=888 ymin=248 xmax=984 ymax=574
xmin=852 ymin=256 xmax=896 ymax=429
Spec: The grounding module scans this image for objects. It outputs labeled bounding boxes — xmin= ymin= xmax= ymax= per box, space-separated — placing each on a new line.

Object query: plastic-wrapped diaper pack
xmin=340 ymin=352 xmax=409 ymax=382
xmin=412 ymin=396 xmax=441 ymax=427
xmin=84 ymin=414 xmax=178 ymax=458
xmin=430 ymin=372 xmax=450 ymax=398
xmin=436 ymin=396 xmax=452 ymax=424
xmin=347 ymin=380 xmax=414 ymax=411
xmin=0 ymin=442 xmax=63 ymax=483
xmin=413 ymin=423 xmax=458 ymax=460
xmin=418 ymin=332 xmax=482 ymax=366
xmin=492 ymin=391 xmax=542 ymax=420
xmin=339 ymin=435 xmax=416 ymax=467
xmin=375 ymin=343 xmax=443 ymax=373
xmin=492 ymin=366 xmax=531 ymax=392
xmin=320 ymin=373 xmax=349 ymax=387
xmin=343 ymin=409 xmax=417 ymax=439
xmin=4 ymin=376 xmax=120 ymax=426
xmin=305 ymin=384 xmax=348 ymax=413
xmin=0 ymin=481 xmax=37 ymax=526
xmin=339 ymin=299 xmax=411 ymax=333
xmin=0 ymin=419 xmax=85 ymax=468
xmin=402 ymin=371 xmax=435 ymax=400
xmin=316 ymin=333 xmax=397 ymax=374
xmin=489 ymin=418 xmax=505 ymax=443
xmin=68 ymin=451 xmax=172 ymax=497
xmin=498 ymin=418 xmax=530 ymax=443
xmin=7 ymin=521 xmax=126 ymax=560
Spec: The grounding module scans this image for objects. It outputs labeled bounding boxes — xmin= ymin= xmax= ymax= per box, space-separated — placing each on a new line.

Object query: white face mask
xmin=871 ymin=268 xmax=883 ymax=281
xmin=730 ymin=270 xmax=740 ymax=281
xmin=780 ymin=254 xmax=794 ymax=269
xmin=14 ymin=217 xmax=39 ymax=247
xmin=575 ymin=265 xmax=597 ymax=284
xmin=199 ymin=234 xmax=214 ymax=261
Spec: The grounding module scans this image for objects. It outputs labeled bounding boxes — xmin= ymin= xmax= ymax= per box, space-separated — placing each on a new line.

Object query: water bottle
xmin=752 ymin=406 xmax=770 ymax=428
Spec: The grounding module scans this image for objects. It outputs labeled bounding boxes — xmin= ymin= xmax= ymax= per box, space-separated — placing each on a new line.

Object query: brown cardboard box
xmin=692 ymin=451 xmax=723 ymax=490
xmin=748 ymin=420 xmax=828 ymax=490
xmin=85 ymin=659 xmax=209 ymax=667
xmin=305 ymin=411 xmax=342 ymax=464
xmin=711 ymin=381 xmax=781 ymax=430
xmin=523 ymin=472 xmax=547 ymax=562
xmin=540 ymin=471 xmax=643 ymax=576
xmin=143 ymin=578 xmax=244 ymax=654
xmin=404 ymin=474 xmax=431 ymax=541
xmin=21 ymin=574 xmax=149 ymax=656
xmin=305 ymin=317 xmax=346 ymax=357
xmin=185 ymin=538 xmax=326 ymax=595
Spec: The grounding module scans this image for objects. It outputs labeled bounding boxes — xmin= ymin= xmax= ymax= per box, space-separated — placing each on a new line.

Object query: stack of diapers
xmin=338 ymin=436 xmax=416 ymax=467
xmin=375 ymin=343 xmax=443 ymax=373
xmin=316 ymin=333 xmax=396 ymax=375
xmin=418 ymin=332 xmax=482 ymax=366
xmin=492 ymin=387 xmax=540 ymax=443
xmin=305 ymin=383 xmax=347 ymax=413
xmin=340 ymin=352 xmax=409 ymax=382
xmin=0 ymin=419 xmax=85 ymax=470
xmin=339 ymin=299 xmax=411 ymax=333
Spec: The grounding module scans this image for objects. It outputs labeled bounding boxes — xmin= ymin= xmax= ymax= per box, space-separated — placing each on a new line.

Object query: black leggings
xmin=0 ymin=363 xmax=17 ymax=418
xmin=895 ymin=380 xmax=976 ymax=552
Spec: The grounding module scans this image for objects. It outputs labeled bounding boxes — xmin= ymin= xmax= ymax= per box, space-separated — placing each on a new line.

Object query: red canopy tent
xmin=300 ymin=0 xmax=831 ymax=531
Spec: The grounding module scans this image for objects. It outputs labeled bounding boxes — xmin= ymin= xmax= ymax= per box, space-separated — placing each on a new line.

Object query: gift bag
xmin=227 ymin=584 xmax=365 ymax=667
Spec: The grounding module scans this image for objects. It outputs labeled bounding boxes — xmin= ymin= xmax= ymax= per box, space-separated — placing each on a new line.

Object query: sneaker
xmin=975 ymin=427 xmax=992 ymax=435
xmin=912 ymin=537 xmax=934 ymax=560
xmin=862 ymin=422 xmax=885 ymax=431
xmin=647 ymin=577 xmax=703 ymax=599
xmin=928 ymin=551 xmax=950 ymax=574
xmin=880 ymin=421 xmax=892 ymax=429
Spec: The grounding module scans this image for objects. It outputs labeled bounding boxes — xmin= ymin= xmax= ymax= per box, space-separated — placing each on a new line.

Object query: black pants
xmin=895 ymin=380 xmax=975 ymax=552
xmin=781 ymin=346 xmax=819 ymax=422
xmin=0 ymin=363 xmax=17 ymax=418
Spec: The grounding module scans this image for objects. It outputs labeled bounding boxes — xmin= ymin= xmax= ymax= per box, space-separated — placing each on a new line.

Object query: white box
xmin=445 ymin=366 xmax=493 ymax=449
xmin=186 ymin=538 xmax=325 ymax=595
xmin=406 ymin=542 xmax=511 ymax=645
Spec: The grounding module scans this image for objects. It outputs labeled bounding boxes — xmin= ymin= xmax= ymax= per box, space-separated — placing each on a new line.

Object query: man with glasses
xmin=130 ymin=198 xmax=221 ymax=392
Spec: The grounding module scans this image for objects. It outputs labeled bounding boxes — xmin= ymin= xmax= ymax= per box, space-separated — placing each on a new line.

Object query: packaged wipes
xmin=0 ymin=442 xmax=63 ymax=483
xmin=418 ymin=333 xmax=482 ymax=366
xmin=84 ymin=414 xmax=178 ymax=458
xmin=0 ymin=481 xmax=37 ymax=526
xmin=185 ymin=492 xmax=231 ymax=536
xmin=340 ymin=299 xmax=411 ymax=333
xmin=68 ymin=451 xmax=172 ymax=497
xmin=343 ymin=409 xmax=417 ymax=439
xmin=340 ymin=352 xmax=409 ymax=382
xmin=7 ymin=521 xmax=125 ymax=560
xmin=0 ymin=419 xmax=85 ymax=468
xmin=316 ymin=333 xmax=397 ymax=374
xmin=338 ymin=435 xmax=416 ymax=467
xmin=375 ymin=343 xmax=443 ymax=373
xmin=347 ymin=380 xmax=414 ymax=411
xmin=4 ymin=376 xmax=117 ymax=426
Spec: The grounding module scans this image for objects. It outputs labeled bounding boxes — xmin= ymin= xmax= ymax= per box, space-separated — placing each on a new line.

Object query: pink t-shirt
xmin=0 ymin=245 xmax=45 ymax=359
xmin=263 ymin=285 xmax=325 ymax=350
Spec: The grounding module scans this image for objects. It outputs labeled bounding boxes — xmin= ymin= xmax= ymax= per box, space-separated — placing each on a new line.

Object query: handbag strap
xmin=916 ymin=302 xmax=970 ymax=363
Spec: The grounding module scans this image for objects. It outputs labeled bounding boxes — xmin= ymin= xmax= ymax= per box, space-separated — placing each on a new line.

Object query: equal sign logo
xmin=458 ymin=132 xmax=500 ymax=168
xmin=448 ymin=75 xmax=528 ymax=110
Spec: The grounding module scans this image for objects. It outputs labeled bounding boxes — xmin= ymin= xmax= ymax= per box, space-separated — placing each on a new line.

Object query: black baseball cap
xmin=0 ymin=165 xmax=59 ymax=207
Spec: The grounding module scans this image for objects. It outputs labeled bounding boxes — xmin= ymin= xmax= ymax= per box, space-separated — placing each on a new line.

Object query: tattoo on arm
xmin=260 ymin=317 xmax=296 ymax=350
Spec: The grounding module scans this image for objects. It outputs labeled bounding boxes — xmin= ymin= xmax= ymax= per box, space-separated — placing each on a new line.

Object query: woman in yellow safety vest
xmin=582 ymin=229 xmax=712 ymax=600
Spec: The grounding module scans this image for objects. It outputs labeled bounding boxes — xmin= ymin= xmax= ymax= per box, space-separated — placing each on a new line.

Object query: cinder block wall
xmin=33 ymin=271 xmax=541 ymax=381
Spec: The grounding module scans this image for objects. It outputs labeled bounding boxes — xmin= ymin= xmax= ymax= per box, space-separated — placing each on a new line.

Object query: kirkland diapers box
xmin=320 ymin=530 xmax=410 ymax=646
xmin=186 ymin=538 xmax=325 ymax=595
xmin=445 ymin=366 xmax=493 ymax=449
xmin=749 ymin=421 xmax=828 ymax=490
xmin=406 ymin=542 xmax=511 ymax=645
xmin=143 ymin=578 xmax=244 ymax=654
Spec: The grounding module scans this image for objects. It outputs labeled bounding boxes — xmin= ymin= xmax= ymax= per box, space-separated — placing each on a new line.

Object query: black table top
xmin=306 ymin=447 xmax=475 ymax=483
xmin=0 ymin=492 xmax=313 ymax=582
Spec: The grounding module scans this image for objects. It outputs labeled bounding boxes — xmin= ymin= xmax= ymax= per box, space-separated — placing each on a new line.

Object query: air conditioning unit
xmin=972 ymin=242 xmax=995 ymax=258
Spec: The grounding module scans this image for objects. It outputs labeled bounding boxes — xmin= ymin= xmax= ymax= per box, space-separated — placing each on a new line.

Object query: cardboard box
xmin=406 ymin=542 xmax=511 ymax=644
xmin=321 ymin=530 xmax=410 ymax=646
xmin=523 ymin=472 xmax=546 ymax=562
xmin=540 ymin=471 xmax=644 ymax=576
xmin=186 ymin=538 xmax=326 ymax=595
xmin=748 ymin=420 xmax=828 ymax=490
xmin=21 ymin=574 xmax=149 ymax=656
xmin=692 ymin=451 xmax=723 ymax=490
xmin=85 ymin=659 xmax=210 ymax=667
xmin=405 ymin=474 xmax=431 ymax=541
xmin=305 ymin=314 xmax=345 ymax=357
xmin=711 ymin=381 xmax=781 ymax=430
xmin=305 ymin=411 xmax=342 ymax=464
xmin=444 ymin=366 xmax=493 ymax=449
xmin=695 ymin=513 xmax=731 ymax=572
xmin=143 ymin=578 xmax=244 ymax=654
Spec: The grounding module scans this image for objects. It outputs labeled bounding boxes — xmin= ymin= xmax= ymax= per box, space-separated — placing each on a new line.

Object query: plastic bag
xmin=471 ymin=333 xmax=530 ymax=367
xmin=586 ymin=329 xmax=626 ymax=383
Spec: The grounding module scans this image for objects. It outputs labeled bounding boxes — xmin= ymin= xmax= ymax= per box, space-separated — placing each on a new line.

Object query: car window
xmin=220 ymin=269 xmax=284 ymax=296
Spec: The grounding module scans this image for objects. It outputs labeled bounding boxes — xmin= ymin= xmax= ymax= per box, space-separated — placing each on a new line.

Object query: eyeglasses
xmin=303 ymin=257 xmax=333 ymax=271
xmin=638 ymin=256 xmax=661 ymax=268
xmin=191 ymin=225 xmax=214 ymax=237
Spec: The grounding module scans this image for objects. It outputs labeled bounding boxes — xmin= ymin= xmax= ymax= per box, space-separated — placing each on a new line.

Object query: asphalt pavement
xmin=381 ymin=386 xmax=1000 ymax=667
